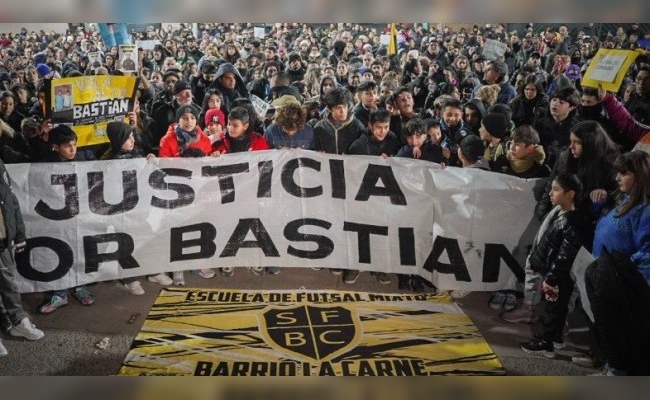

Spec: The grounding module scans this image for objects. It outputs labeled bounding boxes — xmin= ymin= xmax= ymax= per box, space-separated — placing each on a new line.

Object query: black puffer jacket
xmin=529 ymin=209 xmax=589 ymax=278
xmin=0 ymin=160 xmax=26 ymax=248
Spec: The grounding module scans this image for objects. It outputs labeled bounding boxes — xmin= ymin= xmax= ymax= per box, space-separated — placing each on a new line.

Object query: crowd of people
xmin=0 ymin=22 xmax=648 ymax=375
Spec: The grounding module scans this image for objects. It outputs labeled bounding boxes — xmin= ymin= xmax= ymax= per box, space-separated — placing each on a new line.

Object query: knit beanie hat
xmin=106 ymin=121 xmax=133 ymax=152
xmin=481 ymin=112 xmax=508 ymax=139
xmin=176 ymin=104 xmax=200 ymax=122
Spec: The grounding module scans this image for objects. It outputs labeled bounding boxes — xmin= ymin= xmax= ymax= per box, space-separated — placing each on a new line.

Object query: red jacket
xmin=158 ymin=124 xmax=214 ymax=157
xmin=213 ymin=132 xmax=270 ymax=154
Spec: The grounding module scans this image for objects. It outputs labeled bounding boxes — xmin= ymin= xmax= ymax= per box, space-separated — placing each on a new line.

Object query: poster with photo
xmin=87 ymin=51 xmax=102 ymax=70
xmin=119 ymin=44 xmax=138 ymax=72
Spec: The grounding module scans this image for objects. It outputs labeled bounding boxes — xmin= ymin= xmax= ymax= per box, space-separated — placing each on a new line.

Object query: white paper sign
xmin=254 ymin=27 xmax=266 ymax=39
xmin=380 ymin=34 xmax=390 ymax=46
xmin=135 ymin=39 xmax=160 ymax=51
xmin=251 ymin=94 xmax=271 ymax=119
xmin=589 ymin=54 xmax=627 ymax=83
xmin=482 ymin=38 xmax=508 ymax=61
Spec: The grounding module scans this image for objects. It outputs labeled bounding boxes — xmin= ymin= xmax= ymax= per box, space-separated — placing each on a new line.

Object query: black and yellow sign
xmin=118 ymin=289 xmax=504 ymax=376
xmin=47 ymin=75 xmax=138 ymax=147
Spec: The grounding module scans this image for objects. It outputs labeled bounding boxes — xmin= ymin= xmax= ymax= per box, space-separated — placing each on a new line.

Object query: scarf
xmin=174 ymin=125 xmax=197 ymax=150
xmin=507 ymin=144 xmax=546 ymax=173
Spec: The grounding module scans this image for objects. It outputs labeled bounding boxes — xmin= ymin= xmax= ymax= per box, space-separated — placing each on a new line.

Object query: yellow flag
xmin=388 ymin=23 xmax=397 ymax=56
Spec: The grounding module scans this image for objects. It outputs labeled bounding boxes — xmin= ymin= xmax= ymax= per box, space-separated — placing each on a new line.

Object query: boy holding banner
xmin=39 ymin=125 xmax=96 ymax=313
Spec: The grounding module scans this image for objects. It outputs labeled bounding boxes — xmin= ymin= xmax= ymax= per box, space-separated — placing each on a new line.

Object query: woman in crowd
xmin=509 ymin=74 xmax=549 ymax=128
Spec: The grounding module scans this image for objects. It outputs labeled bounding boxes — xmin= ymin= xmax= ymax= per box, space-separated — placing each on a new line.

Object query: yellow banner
xmin=388 ymin=23 xmax=397 ymax=56
xmin=48 ymin=75 xmax=138 ymax=147
xmin=581 ymin=48 xmax=639 ymax=93
xmin=118 ymin=289 xmax=503 ymax=376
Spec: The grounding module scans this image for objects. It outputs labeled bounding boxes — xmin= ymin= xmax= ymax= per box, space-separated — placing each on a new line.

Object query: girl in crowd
xmin=586 ymin=151 xmax=650 ymax=375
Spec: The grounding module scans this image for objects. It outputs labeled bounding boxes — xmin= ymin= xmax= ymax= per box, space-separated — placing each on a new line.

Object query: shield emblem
xmin=259 ymin=305 xmax=361 ymax=363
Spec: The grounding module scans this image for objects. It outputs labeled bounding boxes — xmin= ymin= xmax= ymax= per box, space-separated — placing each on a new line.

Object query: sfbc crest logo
xmin=259 ymin=305 xmax=361 ymax=363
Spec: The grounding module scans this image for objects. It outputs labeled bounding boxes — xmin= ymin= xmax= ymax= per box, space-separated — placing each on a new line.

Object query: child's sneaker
xmin=520 ymin=337 xmax=555 ymax=358
xmin=148 ymin=273 xmax=173 ymax=286
xmin=503 ymin=292 xmax=518 ymax=311
xmin=73 ymin=287 xmax=95 ymax=306
xmin=266 ymin=267 xmax=281 ymax=275
xmin=220 ymin=267 xmax=234 ymax=277
xmin=488 ymin=291 xmax=506 ymax=310
xmin=249 ymin=267 xmax=265 ymax=276
xmin=9 ymin=318 xmax=44 ymax=341
xmin=450 ymin=290 xmax=471 ymax=299
xmin=39 ymin=292 xmax=68 ymax=314
xmin=123 ymin=281 xmax=145 ymax=296
xmin=372 ymin=272 xmax=392 ymax=285
xmin=310 ymin=267 xmax=323 ymax=271
xmin=172 ymin=271 xmax=185 ymax=286
xmin=342 ymin=269 xmax=360 ymax=284
xmin=329 ymin=268 xmax=343 ymax=275
xmin=0 ymin=339 xmax=7 ymax=357
xmin=193 ymin=269 xmax=215 ymax=279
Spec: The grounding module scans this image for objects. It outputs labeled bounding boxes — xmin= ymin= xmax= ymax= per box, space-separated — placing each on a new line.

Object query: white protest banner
xmin=482 ymin=38 xmax=508 ymax=61
xmin=254 ymin=27 xmax=266 ymax=39
xmin=8 ymin=150 xmax=538 ymax=293
xmin=251 ymin=94 xmax=271 ymax=119
xmin=380 ymin=34 xmax=390 ymax=46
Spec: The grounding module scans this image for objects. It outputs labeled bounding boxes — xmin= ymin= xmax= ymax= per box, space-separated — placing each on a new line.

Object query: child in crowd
xmin=105 ymin=121 xmax=170 ymax=294
xmin=204 ymin=108 xmax=225 ymax=144
xmin=313 ymin=87 xmax=365 ymax=283
xmin=264 ymin=102 xmax=315 ymax=150
xmin=348 ymin=108 xmax=400 ymax=158
xmin=520 ymin=173 xmax=591 ymax=358
xmin=396 ymin=118 xmax=443 ymax=292
xmin=396 ymin=118 xmax=446 ymax=163
xmin=347 ymin=109 xmax=400 ymax=285
xmin=503 ymin=125 xmax=551 ymax=179
xmin=479 ymin=111 xmax=511 ymax=173
xmin=438 ymin=98 xmax=473 ymax=167
xmin=213 ymin=106 xmax=270 ymax=276
xmin=457 ymin=134 xmax=490 ymax=170
xmin=39 ymin=125 xmax=96 ymax=313
xmin=158 ymin=104 xmax=215 ymax=284
xmin=0 ymin=159 xmax=44 ymax=356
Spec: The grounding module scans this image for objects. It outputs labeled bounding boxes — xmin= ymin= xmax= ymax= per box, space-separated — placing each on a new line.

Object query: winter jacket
xmin=207 ymin=63 xmax=249 ymax=116
xmin=313 ymin=114 xmax=366 ymax=155
xmin=264 ymin=123 xmax=315 ymax=150
xmin=0 ymin=160 xmax=26 ymax=248
xmin=213 ymin=131 xmax=270 ymax=154
xmin=348 ymin=131 xmax=401 ymax=157
xmin=509 ymin=94 xmax=549 ymax=128
xmin=593 ymin=196 xmax=650 ymax=285
xmin=529 ymin=209 xmax=590 ymax=279
xmin=602 ymin=92 xmax=649 ymax=144
xmin=158 ymin=124 xmax=213 ymax=157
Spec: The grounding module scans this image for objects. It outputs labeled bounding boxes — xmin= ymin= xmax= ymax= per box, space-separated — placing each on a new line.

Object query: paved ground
xmin=0 ymin=268 xmax=598 ymax=375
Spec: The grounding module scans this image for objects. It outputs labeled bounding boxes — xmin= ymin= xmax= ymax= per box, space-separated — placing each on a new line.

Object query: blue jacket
xmin=593 ymin=198 xmax=650 ymax=284
xmin=264 ymin=123 xmax=315 ymax=150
